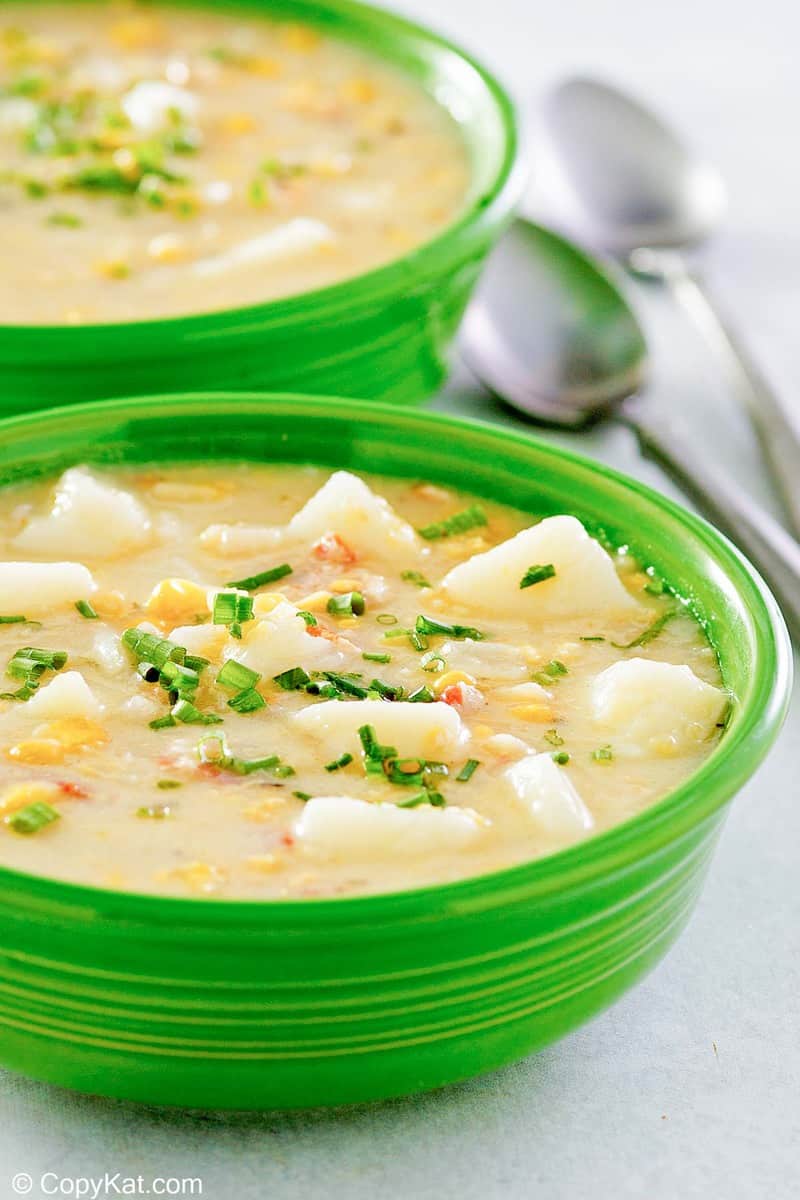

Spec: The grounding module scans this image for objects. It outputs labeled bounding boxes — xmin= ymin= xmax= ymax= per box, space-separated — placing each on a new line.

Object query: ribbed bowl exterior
xmin=0 ymin=0 xmax=521 ymax=413
xmin=0 ymin=395 xmax=789 ymax=1109
xmin=0 ymin=814 xmax=723 ymax=1108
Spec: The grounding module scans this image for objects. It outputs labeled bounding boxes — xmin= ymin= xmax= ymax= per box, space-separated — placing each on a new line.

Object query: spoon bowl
xmin=543 ymin=77 xmax=727 ymax=254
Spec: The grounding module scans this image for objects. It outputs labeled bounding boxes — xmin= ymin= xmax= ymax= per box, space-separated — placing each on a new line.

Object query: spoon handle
xmin=622 ymin=395 xmax=800 ymax=641
xmin=639 ymin=253 xmax=800 ymax=536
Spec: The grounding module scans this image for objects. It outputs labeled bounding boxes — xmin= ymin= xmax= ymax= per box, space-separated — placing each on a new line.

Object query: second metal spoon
xmin=461 ymin=220 xmax=800 ymax=639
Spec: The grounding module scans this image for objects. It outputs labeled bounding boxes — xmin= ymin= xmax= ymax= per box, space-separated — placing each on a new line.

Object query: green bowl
xmin=0 ymin=394 xmax=790 ymax=1110
xmin=0 ymin=0 xmax=522 ymax=414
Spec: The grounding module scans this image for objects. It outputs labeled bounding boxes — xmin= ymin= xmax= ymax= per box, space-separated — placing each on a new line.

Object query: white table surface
xmin=2 ymin=2 xmax=798 ymax=1196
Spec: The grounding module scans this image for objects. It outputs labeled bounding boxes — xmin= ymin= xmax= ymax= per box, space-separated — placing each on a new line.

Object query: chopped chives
xmin=225 ymin=563 xmax=292 ymax=591
xmin=362 ymin=651 xmax=391 ymax=663
xmin=293 ymin=790 xmax=312 ymax=801
xmin=552 ymin=751 xmax=571 ymax=765
xmin=520 ymin=563 xmax=556 ymax=589
xmin=297 ymin=610 xmax=317 ymax=627
xmin=327 ymin=591 xmax=365 ymax=617
xmin=273 ymin=666 xmax=310 ymax=691
xmin=272 ymin=763 xmax=295 ymax=778
xmin=0 ymin=615 xmax=28 ymax=625
xmin=533 ymin=660 xmax=568 ymax=685
xmin=418 ymin=503 xmax=487 ymax=540
xmin=304 ymin=680 xmax=339 ymax=699
xmin=592 ymin=745 xmax=614 ymax=763
xmin=376 ymin=613 xmax=398 ymax=625
xmin=456 ymin=759 xmax=480 ymax=782
xmin=184 ymin=654 xmax=210 ymax=673
xmin=157 ymin=779 xmax=182 ymax=790
xmin=407 ymin=685 xmax=435 ymax=703
xmin=227 ymin=687 xmax=266 ymax=714
xmin=366 ymin=678 xmax=402 ymax=701
xmin=325 ymin=751 xmax=353 ymax=772
xmin=580 ymin=636 xmax=606 ymax=643
xmin=415 ymin=615 xmax=484 ymax=642
xmin=611 ymin=609 xmax=678 ymax=650
xmin=137 ymin=804 xmax=171 ymax=818
xmin=6 ymin=800 xmax=60 ymax=834
xmin=149 ymin=714 xmax=177 ymax=730
xmin=401 ymin=569 xmax=431 ymax=588
xmin=122 ymin=628 xmax=185 ymax=669
xmin=217 ymin=660 xmax=260 ymax=692
xmin=397 ymin=789 xmax=446 ymax=809
xmin=3 ymin=645 xmax=67 ymax=700
xmin=75 ymin=599 xmax=98 ymax=619
xmin=322 ymin=671 xmax=368 ymax=698
xmin=421 ymin=651 xmax=446 ymax=673
xmin=543 ymin=729 xmax=565 ymax=747
xmin=212 ymin=591 xmax=254 ymax=638
xmin=171 ymin=698 xmax=223 ymax=725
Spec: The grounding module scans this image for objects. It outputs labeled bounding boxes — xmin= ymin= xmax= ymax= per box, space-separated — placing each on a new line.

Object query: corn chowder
xmin=0 ymin=2 xmax=470 ymax=324
xmin=0 ymin=464 xmax=728 ymax=898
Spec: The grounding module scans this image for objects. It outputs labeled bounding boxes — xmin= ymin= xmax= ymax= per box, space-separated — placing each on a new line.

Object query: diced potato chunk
xmin=26 ymin=671 xmax=102 ymax=720
xmin=169 ymin=624 xmax=229 ymax=661
xmin=441 ymin=515 xmax=640 ymax=619
xmin=294 ymin=795 xmax=484 ymax=858
xmin=293 ymin=698 xmax=467 ymax=760
xmin=0 ymin=561 xmax=94 ymax=613
xmin=224 ymin=600 xmax=345 ymax=678
xmin=14 ymin=467 xmax=151 ymax=560
xmin=505 ymin=753 xmax=594 ymax=839
xmin=286 ymin=470 xmax=419 ymax=560
xmin=591 ymin=658 xmax=727 ymax=756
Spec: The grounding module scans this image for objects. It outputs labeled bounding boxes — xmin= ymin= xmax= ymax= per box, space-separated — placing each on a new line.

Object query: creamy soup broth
xmin=0 ymin=2 xmax=471 ymax=323
xmin=0 ymin=463 xmax=728 ymax=898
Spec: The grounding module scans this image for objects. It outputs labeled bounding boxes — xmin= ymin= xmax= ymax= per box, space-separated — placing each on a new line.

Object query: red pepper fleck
xmin=312 ymin=532 xmax=357 ymax=564
xmin=441 ymin=684 xmax=464 ymax=706
xmin=58 ymin=781 xmax=89 ymax=798
xmin=280 ymin=833 xmax=295 ymax=847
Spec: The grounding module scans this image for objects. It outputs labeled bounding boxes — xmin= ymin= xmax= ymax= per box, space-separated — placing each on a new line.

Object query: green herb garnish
xmin=157 ymin=779 xmax=182 ymax=790
xmin=75 ymin=599 xmax=98 ymax=619
xmin=552 ymin=751 xmax=571 ymax=765
xmin=227 ymin=688 xmax=266 ymax=714
xmin=273 ymin=666 xmax=311 ymax=691
xmin=407 ymin=685 xmax=435 ymax=703
xmin=325 ymin=752 xmax=353 ymax=772
xmin=416 ymin=615 xmax=484 ymax=642
xmin=520 ymin=563 xmax=556 ymax=589
xmin=217 ymin=660 xmax=260 ymax=693
xmin=376 ymin=613 xmax=398 ymax=625
xmin=401 ymin=570 xmax=431 ymax=588
xmin=533 ymin=660 xmax=569 ymax=685
xmin=362 ymin=651 xmax=391 ymax=664
xmin=297 ymin=610 xmax=317 ymax=627
xmin=6 ymin=800 xmax=60 ymax=834
xmin=456 ymin=759 xmax=480 ymax=782
xmin=611 ymin=609 xmax=678 ymax=650
xmin=592 ymin=745 xmax=614 ymax=763
xmin=212 ymin=591 xmax=254 ymax=639
xmin=225 ymin=563 xmax=293 ymax=591
xmin=327 ymin=591 xmax=365 ymax=617
xmin=0 ymin=615 xmax=28 ymax=625
xmin=543 ymin=729 xmax=565 ymax=747
xmin=418 ymin=504 xmax=487 ymax=540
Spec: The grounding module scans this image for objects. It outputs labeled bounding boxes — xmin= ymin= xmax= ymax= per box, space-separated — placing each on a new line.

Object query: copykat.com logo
xmin=10 ymin=1173 xmax=203 ymax=1197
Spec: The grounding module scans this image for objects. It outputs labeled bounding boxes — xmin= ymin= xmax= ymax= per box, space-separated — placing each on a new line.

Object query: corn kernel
xmin=92 ymin=589 xmax=129 ymax=619
xmin=472 ymin=724 xmax=495 ymax=740
xmin=95 ymin=259 xmax=131 ymax=281
xmin=297 ymin=590 xmax=333 ymax=612
xmin=281 ymin=23 xmax=321 ymax=51
xmin=251 ymin=592 xmax=287 ymax=616
xmin=167 ymin=862 xmax=227 ymax=893
xmin=145 ymin=578 xmax=209 ymax=624
xmin=246 ymin=55 xmax=281 ymax=77
xmin=0 ymin=782 xmax=61 ymax=817
xmin=341 ymin=78 xmax=377 ymax=104
xmin=510 ymin=703 xmax=554 ymax=723
xmin=330 ymin=578 xmax=360 ymax=593
xmin=36 ymin=718 xmax=109 ymax=750
xmin=147 ymin=234 xmax=189 ymax=265
xmin=7 ymin=739 xmax=66 ymax=766
xmin=335 ymin=617 xmax=358 ymax=630
xmin=243 ymin=797 xmax=286 ymax=821
xmin=245 ymin=854 xmax=283 ymax=873
xmin=109 ymin=16 xmax=163 ymax=49
xmin=220 ymin=112 xmax=257 ymax=135
xmin=432 ymin=670 xmax=476 ymax=696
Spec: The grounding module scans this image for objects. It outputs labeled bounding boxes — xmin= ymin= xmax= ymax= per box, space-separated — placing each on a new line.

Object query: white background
xmin=1 ymin=2 xmax=798 ymax=1197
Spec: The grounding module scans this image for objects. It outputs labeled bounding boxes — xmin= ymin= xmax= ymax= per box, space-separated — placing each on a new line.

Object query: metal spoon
xmin=460 ymin=219 xmax=800 ymax=638
xmin=543 ymin=76 xmax=800 ymax=534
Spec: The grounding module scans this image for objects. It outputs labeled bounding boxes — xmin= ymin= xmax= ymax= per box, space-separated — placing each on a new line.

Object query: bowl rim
xmin=0 ymin=391 xmax=791 ymax=923
xmin=0 ymin=0 xmax=524 ymax=344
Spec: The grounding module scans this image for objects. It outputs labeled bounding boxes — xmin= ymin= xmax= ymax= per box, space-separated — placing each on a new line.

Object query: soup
xmin=0 ymin=463 xmax=727 ymax=898
xmin=0 ymin=1 xmax=470 ymax=324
